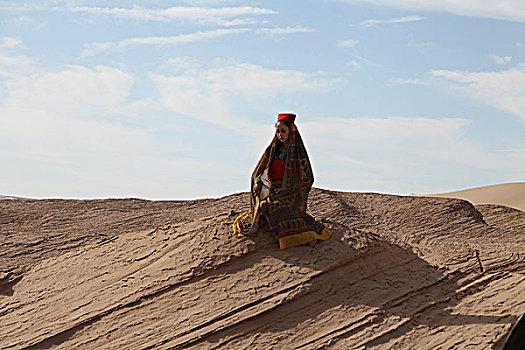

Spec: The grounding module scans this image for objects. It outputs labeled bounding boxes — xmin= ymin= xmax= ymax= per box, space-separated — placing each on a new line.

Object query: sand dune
xmin=423 ymin=182 xmax=525 ymax=212
xmin=1 ymin=189 xmax=524 ymax=349
xmin=0 ymin=195 xmax=28 ymax=200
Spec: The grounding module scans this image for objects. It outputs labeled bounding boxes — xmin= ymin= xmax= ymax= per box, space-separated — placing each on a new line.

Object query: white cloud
xmin=0 ymin=15 xmax=47 ymax=29
xmin=62 ymin=5 xmax=276 ymax=25
xmin=390 ymin=77 xmax=429 ymax=85
xmin=1 ymin=53 xmax=523 ymax=198
xmin=82 ymin=28 xmax=251 ymax=56
xmin=82 ymin=24 xmax=316 ymax=55
xmin=150 ymin=61 xmax=341 ymax=129
xmin=257 ymin=25 xmax=314 ymax=34
xmin=302 ymin=117 xmax=477 ymax=164
xmin=0 ymin=2 xmax=41 ymax=11
xmin=353 ymin=54 xmax=388 ymax=70
xmin=3 ymin=65 xmax=137 ymax=117
xmin=217 ymin=18 xmax=259 ymax=26
xmin=0 ymin=60 xmax=244 ymax=199
xmin=0 ymin=3 xmax=276 ymax=26
xmin=0 ymin=104 xmax=239 ymax=199
xmin=184 ymin=0 xmax=242 ymax=4
xmin=356 ymin=15 xmax=424 ymax=27
xmin=432 ymin=67 xmax=525 ymax=121
xmin=337 ymin=0 xmax=525 ymax=22
xmin=338 ymin=39 xmax=359 ymax=48
xmin=0 ymin=54 xmax=342 ymax=199
xmin=489 ymin=54 xmax=512 ymax=64
xmin=0 ymin=38 xmax=34 ymax=78
xmin=164 ymin=56 xmax=201 ymax=74
xmin=0 ymin=107 xmax=149 ymax=158
xmin=0 ymin=37 xmax=22 ymax=48
xmin=0 ymin=52 xmax=36 ymax=78
xmin=0 ymin=62 xmax=152 ymax=198
xmin=300 ymin=116 xmax=524 ymax=193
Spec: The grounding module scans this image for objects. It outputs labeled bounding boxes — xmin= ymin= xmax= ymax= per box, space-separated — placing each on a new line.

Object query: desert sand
xmin=424 ymin=182 xmax=525 ymax=212
xmin=0 ymin=187 xmax=524 ymax=349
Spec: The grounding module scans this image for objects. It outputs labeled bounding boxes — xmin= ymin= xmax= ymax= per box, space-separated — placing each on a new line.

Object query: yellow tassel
xmin=232 ymin=210 xmax=252 ymax=237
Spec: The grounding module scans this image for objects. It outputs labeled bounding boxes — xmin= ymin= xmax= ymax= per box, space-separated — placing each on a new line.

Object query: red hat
xmin=277 ymin=113 xmax=296 ymax=124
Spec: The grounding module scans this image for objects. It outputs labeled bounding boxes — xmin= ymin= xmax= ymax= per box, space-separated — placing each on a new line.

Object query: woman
xmin=233 ymin=113 xmax=331 ymax=250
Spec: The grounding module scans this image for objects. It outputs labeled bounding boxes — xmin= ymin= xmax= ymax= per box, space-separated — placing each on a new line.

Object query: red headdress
xmin=277 ymin=113 xmax=296 ymax=124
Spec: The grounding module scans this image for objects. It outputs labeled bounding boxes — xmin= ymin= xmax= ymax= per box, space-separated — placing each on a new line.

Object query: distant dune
xmin=1 ymin=188 xmax=524 ymax=349
xmin=424 ymin=182 xmax=525 ymax=212
xmin=0 ymin=195 xmax=28 ymax=200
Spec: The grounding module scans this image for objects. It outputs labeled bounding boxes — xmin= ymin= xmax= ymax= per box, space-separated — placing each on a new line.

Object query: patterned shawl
xmin=250 ymin=123 xmax=313 ymax=224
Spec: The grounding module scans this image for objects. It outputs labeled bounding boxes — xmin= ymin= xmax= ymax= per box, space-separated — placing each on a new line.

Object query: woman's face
xmin=275 ymin=122 xmax=290 ymax=143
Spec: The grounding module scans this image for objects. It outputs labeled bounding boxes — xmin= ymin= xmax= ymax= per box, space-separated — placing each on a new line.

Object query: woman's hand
xmin=253 ymin=182 xmax=262 ymax=194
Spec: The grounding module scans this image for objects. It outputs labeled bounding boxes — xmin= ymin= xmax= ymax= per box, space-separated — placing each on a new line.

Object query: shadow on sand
xmin=196 ymin=214 xmax=514 ymax=349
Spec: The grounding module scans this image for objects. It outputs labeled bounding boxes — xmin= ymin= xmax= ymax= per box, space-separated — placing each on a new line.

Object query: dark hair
xmin=274 ymin=120 xmax=291 ymax=149
xmin=275 ymin=120 xmax=291 ymax=130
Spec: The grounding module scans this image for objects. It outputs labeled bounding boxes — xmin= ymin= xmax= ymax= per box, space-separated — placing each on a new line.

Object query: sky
xmin=1 ymin=0 xmax=524 ymax=200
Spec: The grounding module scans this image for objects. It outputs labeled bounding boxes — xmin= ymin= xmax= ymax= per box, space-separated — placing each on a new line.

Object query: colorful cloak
xmin=233 ymin=123 xmax=331 ymax=249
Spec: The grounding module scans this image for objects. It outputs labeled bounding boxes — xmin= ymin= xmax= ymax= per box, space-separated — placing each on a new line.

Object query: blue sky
xmin=1 ymin=0 xmax=524 ymax=199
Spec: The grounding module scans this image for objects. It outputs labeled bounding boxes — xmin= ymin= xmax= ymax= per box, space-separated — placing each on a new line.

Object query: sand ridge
xmin=422 ymin=182 xmax=525 ymax=213
xmin=0 ymin=188 xmax=524 ymax=349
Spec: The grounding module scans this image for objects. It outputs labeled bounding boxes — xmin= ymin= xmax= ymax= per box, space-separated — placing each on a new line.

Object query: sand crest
xmin=423 ymin=182 xmax=525 ymax=212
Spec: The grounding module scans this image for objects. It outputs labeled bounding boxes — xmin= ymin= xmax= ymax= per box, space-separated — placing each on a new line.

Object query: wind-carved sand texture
xmin=0 ymin=188 xmax=524 ymax=349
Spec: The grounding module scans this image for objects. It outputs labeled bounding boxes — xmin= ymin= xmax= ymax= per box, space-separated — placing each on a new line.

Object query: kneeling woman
xmin=233 ymin=113 xmax=331 ymax=249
